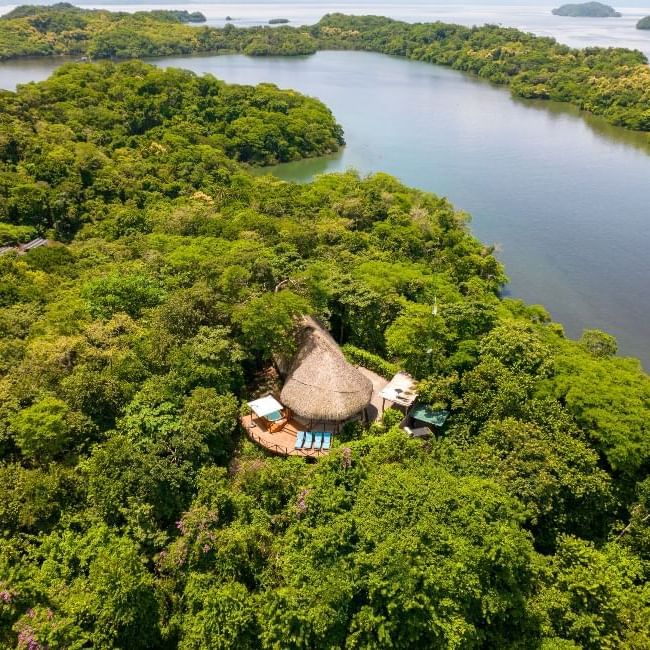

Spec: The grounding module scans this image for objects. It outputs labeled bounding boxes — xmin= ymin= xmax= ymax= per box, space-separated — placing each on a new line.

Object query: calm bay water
xmin=150 ymin=51 xmax=650 ymax=366
xmin=0 ymin=46 xmax=649 ymax=365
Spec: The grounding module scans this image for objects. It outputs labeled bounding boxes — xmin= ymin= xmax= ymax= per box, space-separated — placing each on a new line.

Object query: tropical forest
xmin=0 ymin=4 xmax=650 ymax=650
xmin=2 ymin=8 xmax=650 ymax=130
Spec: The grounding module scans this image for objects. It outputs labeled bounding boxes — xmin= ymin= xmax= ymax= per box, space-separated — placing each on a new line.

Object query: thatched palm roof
xmin=280 ymin=317 xmax=373 ymax=422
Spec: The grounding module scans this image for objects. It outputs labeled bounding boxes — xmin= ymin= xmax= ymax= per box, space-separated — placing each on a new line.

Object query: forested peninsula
xmin=2 ymin=6 xmax=650 ymax=131
xmin=1 ymin=59 xmax=650 ymax=648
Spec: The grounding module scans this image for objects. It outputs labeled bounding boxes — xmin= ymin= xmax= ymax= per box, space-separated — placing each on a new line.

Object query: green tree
xmin=467 ymin=417 xmax=613 ymax=548
xmin=532 ymin=536 xmax=650 ymax=648
xmin=257 ymin=436 xmax=537 ymax=649
xmin=618 ymin=476 xmax=650 ymax=562
xmin=9 ymin=397 xmax=76 ymax=463
xmin=179 ymin=578 xmax=258 ymax=650
xmin=235 ymin=290 xmax=311 ymax=359
xmin=461 ymin=356 xmax=535 ymax=424
xmin=15 ymin=524 xmax=161 ymax=649
xmin=580 ymin=328 xmax=618 ymax=358
xmin=82 ymin=273 xmax=165 ymax=319
xmin=0 ymin=464 xmax=80 ymax=534
xmin=181 ymin=388 xmax=239 ymax=464
xmin=543 ymin=341 xmax=650 ymax=476
xmin=385 ymin=302 xmax=450 ymax=377
xmin=170 ymin=326 xmax=244 ymax=394
xmin=480 ymin=321 xmax=552 ymax=376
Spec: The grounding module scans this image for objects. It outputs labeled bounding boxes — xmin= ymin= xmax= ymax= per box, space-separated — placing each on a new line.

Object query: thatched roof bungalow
xmin=280 ymin=317 xmax=373 ymax=425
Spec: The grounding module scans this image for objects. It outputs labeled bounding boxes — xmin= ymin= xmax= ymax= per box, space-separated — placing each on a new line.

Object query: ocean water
xmin=2 ymin=1 xmax=650 ymax=58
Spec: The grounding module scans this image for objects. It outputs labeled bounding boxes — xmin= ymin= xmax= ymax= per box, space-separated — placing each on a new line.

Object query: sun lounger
xmin=322 ymin=432 xmax=332 ymax=450
xmin=295 ymin=431 xmax=305 ymax=450
xmin=313 ymin=432 xmax=323 ymax=450
xmin=303 ymin=432 xmax=313 ymax=449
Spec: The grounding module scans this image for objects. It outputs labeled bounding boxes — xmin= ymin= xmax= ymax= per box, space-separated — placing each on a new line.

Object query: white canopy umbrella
xmin=248 ymin=395 xmax=284 ymax=421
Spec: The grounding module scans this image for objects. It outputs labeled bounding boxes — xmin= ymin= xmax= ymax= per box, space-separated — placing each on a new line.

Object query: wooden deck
xmin=241 ymin=414 xmax=332 ymax=458
xmin=241 ymin=366 xmax=392 ymax=458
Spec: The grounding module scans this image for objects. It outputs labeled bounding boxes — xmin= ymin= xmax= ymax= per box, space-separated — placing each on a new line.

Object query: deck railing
xmin=247 ymin=428 xmax=325 ymax=458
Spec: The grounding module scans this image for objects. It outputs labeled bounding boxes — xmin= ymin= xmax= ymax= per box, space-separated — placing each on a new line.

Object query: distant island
xmin=2 ymin=3 xmax=206 ymax=23
xmin=150 ymin=9 xmax=205 ymax=23
xmin=552 ymin=2 xmax=621 ymax=17
xmin=269 ymin=18 xmax=290 ymax=25
xmin=172 ymin=10 xmax=205 ymax=24
xmin=637 ymin=15 xmax=650 ymax=28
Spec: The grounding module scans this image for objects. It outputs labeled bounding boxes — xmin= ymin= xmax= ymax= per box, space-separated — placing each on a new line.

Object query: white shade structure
xmin=248 ymin=395 xmax=284 ymax=420
xmin=379 ymin=372 xmax=417 ymax=409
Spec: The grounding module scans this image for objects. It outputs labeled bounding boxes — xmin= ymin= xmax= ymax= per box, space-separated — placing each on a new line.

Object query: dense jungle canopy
xmin=0 ymin=29 xmax=649 ymax=650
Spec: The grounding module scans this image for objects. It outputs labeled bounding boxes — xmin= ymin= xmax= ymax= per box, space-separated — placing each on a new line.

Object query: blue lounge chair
xmin=295 ymin=431 xmax=305 ymax=450
xmin=313 ymin=432 xmax=323 ymax=450
xmin=322 ymin=432 xmax=332 ymax=450
xmin=303 ymin=432 xmax=313 ymax=450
